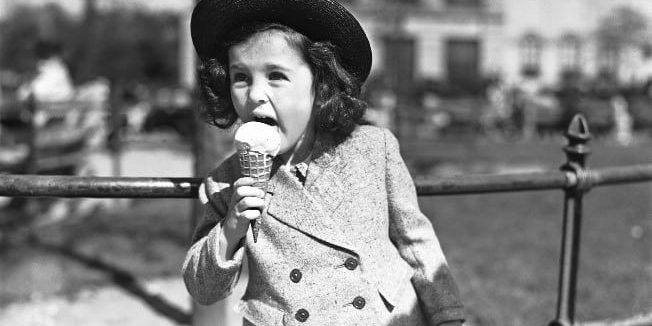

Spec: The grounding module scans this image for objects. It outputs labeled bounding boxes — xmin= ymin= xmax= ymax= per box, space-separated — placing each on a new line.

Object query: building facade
xmin=347 ymin=0 xmax=652 ymax=93
xmin=351 ymin=0 xmax=503 ymax=94
xmin=502 ymin=0 xmax=652 ymax=87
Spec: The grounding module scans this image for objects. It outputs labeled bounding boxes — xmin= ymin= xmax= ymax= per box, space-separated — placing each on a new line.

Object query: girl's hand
xmin=222 ymin=177 xmax=266 ymax=242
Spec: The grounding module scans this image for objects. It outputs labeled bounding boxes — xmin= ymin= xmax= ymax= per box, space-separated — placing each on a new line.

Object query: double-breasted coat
xmin=183 ymin=125 xmax=464 ymax=326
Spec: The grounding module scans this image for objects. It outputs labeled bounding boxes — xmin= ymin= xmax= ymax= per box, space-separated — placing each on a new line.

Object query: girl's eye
xmin=268 ymin=71 xmax=287 ymax=81
xmin=231 ymin=73 xmax=249 ymax=83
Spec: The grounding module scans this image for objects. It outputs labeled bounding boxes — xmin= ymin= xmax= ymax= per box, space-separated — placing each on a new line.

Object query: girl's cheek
xmin=231 ymin=96 xmax=248 ymax=119
xmin=276 ymin=138 xmax=290 ymax=155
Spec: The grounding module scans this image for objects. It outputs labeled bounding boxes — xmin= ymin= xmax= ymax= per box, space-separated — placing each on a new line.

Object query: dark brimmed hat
xmin=191 ymin=0 xmax=372 ymax=83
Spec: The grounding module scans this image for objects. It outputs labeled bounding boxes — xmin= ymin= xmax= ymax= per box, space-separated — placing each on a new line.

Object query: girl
xmin=184 ymin=1 xmax=465 ymax=325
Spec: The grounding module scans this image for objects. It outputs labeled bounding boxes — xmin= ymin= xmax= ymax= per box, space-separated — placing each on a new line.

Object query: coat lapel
xmin=266 ymin=147 xmax=358 ymax=254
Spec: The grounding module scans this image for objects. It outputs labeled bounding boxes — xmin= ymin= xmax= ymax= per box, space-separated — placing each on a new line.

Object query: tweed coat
xmin=183 ymin=125 xmax=464 ymax=326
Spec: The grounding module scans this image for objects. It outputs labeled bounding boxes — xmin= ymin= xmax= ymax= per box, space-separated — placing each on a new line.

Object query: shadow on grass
xmin=30 ymin=235 xmax=191 ymax=325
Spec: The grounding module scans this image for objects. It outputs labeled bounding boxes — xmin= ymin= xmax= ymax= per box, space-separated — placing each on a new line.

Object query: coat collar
xmin=265 ymin=135 xmax=359 ymax=254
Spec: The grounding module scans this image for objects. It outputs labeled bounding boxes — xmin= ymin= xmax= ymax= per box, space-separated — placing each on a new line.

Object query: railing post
xmin=549 ymin=114 xmax=592 ymax=326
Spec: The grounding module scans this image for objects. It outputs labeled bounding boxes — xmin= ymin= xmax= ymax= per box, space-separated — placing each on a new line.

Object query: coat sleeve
xmin=383 ymin=129 xmax=465 ymax=326
xmin=182 ymin=173 xmax=245 ymax=305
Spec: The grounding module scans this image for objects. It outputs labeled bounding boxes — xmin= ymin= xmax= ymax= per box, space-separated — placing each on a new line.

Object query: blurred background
xmin=0 ymin=0 xmax=651 ymax=325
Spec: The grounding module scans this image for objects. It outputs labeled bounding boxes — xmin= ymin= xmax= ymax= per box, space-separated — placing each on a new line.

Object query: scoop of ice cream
xmin=234 ymin=121 xmax=281 ymax=156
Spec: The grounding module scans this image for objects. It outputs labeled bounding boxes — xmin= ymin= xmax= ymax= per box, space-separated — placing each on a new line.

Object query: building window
xmin=519 ymin=33 xmax=543 ymax=77
xmin=382 ymin=35 xmax=416 ymax=97
xmin=446 ymin=38 xmax=481 ymax=95
xmin=559 ymin=34 xmax=582 ymax=74
xmin=596 ymin=45 xmax=619 ymax=77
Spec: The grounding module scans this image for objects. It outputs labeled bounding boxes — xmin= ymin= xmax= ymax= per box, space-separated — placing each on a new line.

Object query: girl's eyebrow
xmin=265 ymin=64 xmax=291 ymax=72
xmin=228 ymin=63 xmax=293 ymax=71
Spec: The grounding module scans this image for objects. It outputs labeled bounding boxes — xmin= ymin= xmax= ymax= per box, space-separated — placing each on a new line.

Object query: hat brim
xmin=191 ymin=0 xmax=372 ymax=83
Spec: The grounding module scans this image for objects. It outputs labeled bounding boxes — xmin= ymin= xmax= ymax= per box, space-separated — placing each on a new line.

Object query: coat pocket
xmin=376 ymin=261 xmax=414 ymax=311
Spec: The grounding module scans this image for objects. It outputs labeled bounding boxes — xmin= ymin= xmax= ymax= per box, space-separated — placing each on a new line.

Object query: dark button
xmin=295 ymin=308 xmax=309 ymax=322
xmin=352 ymin=296 xmax=366 ymax=309
xmin=290 ymin=269 xmax=302 ymax=283
xmin=344 ymin=257 xmax=358 ymax=270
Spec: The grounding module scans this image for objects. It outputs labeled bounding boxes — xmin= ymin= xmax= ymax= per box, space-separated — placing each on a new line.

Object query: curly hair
xmin=196 ymin=23 xmax=368 ymax=140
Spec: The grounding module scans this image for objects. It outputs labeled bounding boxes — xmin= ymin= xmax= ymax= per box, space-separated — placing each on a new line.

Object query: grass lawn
xmin=1 ymin=135 xmax=650 ymax=326
xmin=409 ymin=137 xmax=652 ymax=325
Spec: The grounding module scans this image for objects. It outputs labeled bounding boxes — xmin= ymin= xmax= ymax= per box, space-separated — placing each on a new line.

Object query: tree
xmin=0 ymin=4 xmax=76 ymax=76
xmin=595 ymin=6 xmax=649 ymax=50
xmin=0 ymin=2 xmax=180 ymax=86
xmin=71 ymin=9 xmax=180 ymax=85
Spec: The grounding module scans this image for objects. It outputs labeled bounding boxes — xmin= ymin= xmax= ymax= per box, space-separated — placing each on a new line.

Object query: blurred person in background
xmin=512 ymin=77 xmax=541 ymax=140
xmin=611 ymin=92 xmax=633 ymax=146
xmin=481 ymin=76 xmax=511 ymax=140
xmin=17 ymin=39 xmax=74 ymax=104
xmin=121 ymin=82 xmax=151 ymax=136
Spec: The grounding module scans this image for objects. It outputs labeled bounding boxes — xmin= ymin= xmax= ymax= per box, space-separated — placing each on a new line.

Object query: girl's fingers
xmin=233 ymin=177 xmax=257 ymax=188
xmin=228 ymin=177 xmax=267 ymax=223
xmin=235 ymin=196 xmax=265 ymax=215
xmin=240 ymin=209 xmax=261 ymax=220
xmin=234 ymin=185 xmax=266 ymax=199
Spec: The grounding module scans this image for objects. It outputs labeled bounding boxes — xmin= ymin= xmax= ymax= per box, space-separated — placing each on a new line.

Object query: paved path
xmin=0 ymin=278 xmax=190 ymax=326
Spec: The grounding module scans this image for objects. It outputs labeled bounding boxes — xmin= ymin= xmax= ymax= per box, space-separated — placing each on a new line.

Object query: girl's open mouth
xmin=253 ymin=116 xmax=277 ymax=126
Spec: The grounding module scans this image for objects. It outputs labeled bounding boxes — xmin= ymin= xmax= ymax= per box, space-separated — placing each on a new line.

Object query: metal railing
xmin=1 ymin=114 xmax=652 ymax=325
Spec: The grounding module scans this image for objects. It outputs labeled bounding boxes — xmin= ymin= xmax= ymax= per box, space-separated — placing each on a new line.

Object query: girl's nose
xmin=248 ymin=81 xmax=268 ymax=104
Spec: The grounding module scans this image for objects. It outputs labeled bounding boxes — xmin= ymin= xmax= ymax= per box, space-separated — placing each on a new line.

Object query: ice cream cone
xmin=238 ymin=149 xmax=273 ymax=243
xmin=234 ymin=121 xmax=280 ymax=244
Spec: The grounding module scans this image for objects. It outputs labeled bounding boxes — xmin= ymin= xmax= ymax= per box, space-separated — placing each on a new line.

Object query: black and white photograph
xmin=0 ymin=0 xmax=651 ymax=325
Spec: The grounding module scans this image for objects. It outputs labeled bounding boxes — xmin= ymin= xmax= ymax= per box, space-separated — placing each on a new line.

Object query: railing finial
xmin=563 ymin=114 xmax=595 ymax=192
xmin=563 ymin=114 xmax=591 ymax=168
xmin=566 ymin=114 xmax=590 ymax=141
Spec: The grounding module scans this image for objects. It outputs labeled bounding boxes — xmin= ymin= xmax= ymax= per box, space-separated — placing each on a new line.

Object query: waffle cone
xmin=238 ymin=150 xmax=273 ymax=243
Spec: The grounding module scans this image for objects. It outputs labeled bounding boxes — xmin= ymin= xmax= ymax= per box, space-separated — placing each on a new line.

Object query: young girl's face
xmin=228 ymin=30 xmax=315 ymax=158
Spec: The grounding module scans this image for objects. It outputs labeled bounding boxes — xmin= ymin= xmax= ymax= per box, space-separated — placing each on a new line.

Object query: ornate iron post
xmin=549 ymin=114 xmax=592 ymax=326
